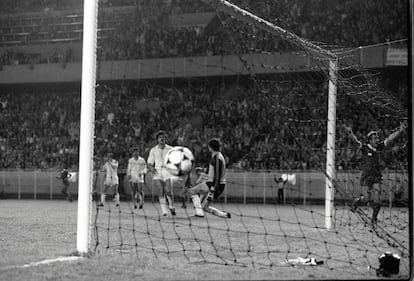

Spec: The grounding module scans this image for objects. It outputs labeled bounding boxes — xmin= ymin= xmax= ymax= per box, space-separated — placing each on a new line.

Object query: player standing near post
xmin=344 ymin=121 xmax=407 ymax=223
xmin=127 ymin=147 xmax=147 ymax=209
xmin=58 ymin=166 xmax=73 ymax=202
xmin=147 ymin=130 xmax=176 ymax=216
xmin=98 ymin=152 xmax=120 ymax=207
xmin=188 ymin=138 xmax=231 ymax=218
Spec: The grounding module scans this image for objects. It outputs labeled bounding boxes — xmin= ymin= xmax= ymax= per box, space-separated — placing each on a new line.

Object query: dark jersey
xmin=207 ymin=151 xmax=226 ymax=188
xmin=60 ymin=169 xmax=70 ymax=185
xmin=361 ymin=143 xmax=385 ymax=176
xmin=360 ymin=142 xmax=385 ymax=185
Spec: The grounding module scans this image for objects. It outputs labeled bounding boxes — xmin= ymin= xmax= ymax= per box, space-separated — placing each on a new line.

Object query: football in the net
xmin=165 ymin=146 xmax=194 ymax=176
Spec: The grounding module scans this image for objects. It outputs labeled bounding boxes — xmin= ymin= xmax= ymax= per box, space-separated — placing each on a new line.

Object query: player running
xmin=188 ymin=138 xmax=231 ymax=218
xmin=127 ymin=147 xmax=147 ymax=209
xmin=98 ymin=152 xmax=120 ymax=207
xmin=344 ymin=121 xmax=407 ymax=223
xmin=147 ymin=130 xmax=176 ymax=216
xmin=58 ymin=166 xmax=73 ymax=202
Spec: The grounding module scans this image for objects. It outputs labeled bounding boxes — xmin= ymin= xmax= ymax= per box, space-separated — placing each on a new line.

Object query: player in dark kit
xmin=274 ymin=175 xmax=287 ymax=204
xmin=344 ymin=121 xmax=407 ymax=223
xmin=188 ymin=138 xmax=231 ymax=218
xmin=58 ymin=167 xmax=73 ymax=202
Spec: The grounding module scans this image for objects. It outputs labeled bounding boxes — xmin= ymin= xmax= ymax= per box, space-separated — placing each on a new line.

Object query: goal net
xmin=88 ymin=0 xmax=409 ymax=279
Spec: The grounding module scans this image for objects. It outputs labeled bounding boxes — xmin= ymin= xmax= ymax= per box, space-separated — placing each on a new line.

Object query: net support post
xmin=325 ymin=59 xmax=338 ymax=230
xmin=77 ymin=0 xmax=99 ymax=255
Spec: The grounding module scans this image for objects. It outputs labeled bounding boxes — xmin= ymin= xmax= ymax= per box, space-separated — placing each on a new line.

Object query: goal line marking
xmin=1 ymin=256 xmax=83 ymax=270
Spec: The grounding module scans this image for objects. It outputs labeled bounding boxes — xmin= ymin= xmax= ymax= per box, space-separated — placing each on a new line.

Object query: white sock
xmin=101 ymin=194 xmax=106 ymax=204
xmin=191 ymin=195 xmax=204 ymax=216
xmin=165 ymin=194 xmax=174 ymax=209
xmin=206 ymin=206 xmax=227 ymax=218
xmin=138 ymin=192 xmax=144 ymax=205
xmin=159 ymin=197 xmax=168 ymax=214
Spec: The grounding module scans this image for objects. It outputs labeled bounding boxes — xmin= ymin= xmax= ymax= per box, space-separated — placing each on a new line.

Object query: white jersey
xmin=103 ymin=160 xmax=119 ymax=186
xmin=127 ymin=156 xmax=147 ymax=183
xmin=147 ymin=144 xmax=173 ymax=181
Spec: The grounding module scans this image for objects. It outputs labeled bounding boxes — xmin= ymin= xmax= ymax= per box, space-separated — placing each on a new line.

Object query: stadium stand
xmin=0 ymin=0 xmax=407 ymax=63
xmin=0 ymin=71 xmax=407 ymax=171
xmin=0 ymin=0 xmax=408 ymax=171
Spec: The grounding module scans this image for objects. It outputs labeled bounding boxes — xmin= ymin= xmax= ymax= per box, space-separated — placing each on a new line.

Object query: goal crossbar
xmin=201 ymin=0 xmax=338 ymax=60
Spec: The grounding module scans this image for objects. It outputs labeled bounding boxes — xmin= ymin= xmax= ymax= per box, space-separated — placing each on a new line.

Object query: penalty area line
xmin=1 ymin=256 xmax=83 ymax=271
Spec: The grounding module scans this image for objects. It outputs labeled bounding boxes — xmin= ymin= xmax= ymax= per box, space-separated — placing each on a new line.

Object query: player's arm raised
xmin=384 ymin=120 xmax=407 ymax=146
xmin=343 ymin=124 xmax=362 ymax=148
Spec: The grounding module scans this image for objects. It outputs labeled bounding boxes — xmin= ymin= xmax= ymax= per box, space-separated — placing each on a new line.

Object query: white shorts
xmin=129 ymin=175 xmax=144 ymax=183
xmin=104 ymin=178 xmax=119 ymax=186
xmin=152 ymin=168 xmax=172 ymax=181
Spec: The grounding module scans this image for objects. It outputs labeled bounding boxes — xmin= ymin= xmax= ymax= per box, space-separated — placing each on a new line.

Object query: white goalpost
xmin=325 ymin=59 xmax=338 ymax=229
xmin=201 ymin=0 xmax=339 ymax=229
xmin=76 ymin=0 xmax=99 ymax=255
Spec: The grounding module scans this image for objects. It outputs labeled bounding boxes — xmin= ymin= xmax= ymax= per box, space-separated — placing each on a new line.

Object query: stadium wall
xmin=0 ymin=170 xmax=408 ymax=205
xmin=0 ymin=44 xmax=404 ymax=84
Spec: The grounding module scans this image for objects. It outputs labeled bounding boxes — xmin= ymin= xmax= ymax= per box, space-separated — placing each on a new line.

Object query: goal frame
xmin=76 ymin=0 xmax=342 ymax=254
xmin=76 ymin=0 xmax=99 ymax=255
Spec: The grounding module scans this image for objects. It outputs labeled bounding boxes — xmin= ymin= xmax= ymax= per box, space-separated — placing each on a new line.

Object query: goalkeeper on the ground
xmin=188 ymin=138 xmax=231 ymax=218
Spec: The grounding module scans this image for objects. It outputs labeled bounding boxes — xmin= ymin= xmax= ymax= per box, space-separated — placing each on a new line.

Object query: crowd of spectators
xmin=0 ymin=74 xmax=408 ymax=172
xmin=0 ymin=90 xmax=80 ymax=169
xmin=0 ymin=0 xmax=408 ymax=64
xmin=97 ymin=0 xmax=408 ymax=61
xmin=0 ymin=0 xmax=408 ymax=172
xmin=0 ymin=0 xmax=212 ymax=15
xmin=0 ymin=47 xmax=72 ymax=66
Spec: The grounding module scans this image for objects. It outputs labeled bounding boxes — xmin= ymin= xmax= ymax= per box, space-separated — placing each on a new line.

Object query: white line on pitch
xmin=1 ymin=256 xmax=83 ymax=270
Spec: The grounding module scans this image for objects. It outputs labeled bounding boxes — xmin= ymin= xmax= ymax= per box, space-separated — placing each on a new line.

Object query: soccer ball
xmin=165 ymin=146 xmax=194 ymax=176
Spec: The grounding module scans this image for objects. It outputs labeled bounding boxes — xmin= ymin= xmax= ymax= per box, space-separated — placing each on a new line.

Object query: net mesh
xmin=92 ymin=0 xmax=409 ymax=278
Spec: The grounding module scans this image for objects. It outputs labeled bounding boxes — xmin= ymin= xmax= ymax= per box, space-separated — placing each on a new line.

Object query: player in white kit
xmin=147 ymin=130 xmax=176 ymax=216
xmin=98 ymin=152 xmax=120 ymax=207
xmin=127 ymin=147 xmax=148 ymax=209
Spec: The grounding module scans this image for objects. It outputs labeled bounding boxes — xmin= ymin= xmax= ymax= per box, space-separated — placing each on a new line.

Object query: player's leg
xmin=130 ymin=182 xmax=138 ymax=208
xmin=188 ymin=182 xmax=209 ymax=217
xmin=179 ymin=185 xmax=187 ymax=209
xmin=278 ymin=188 xmax=283 ymax=204
xmin=180 ymin=195 xmax=187 ymax=208
xmin=155 ymin=180 xmax=168 ymax=216
xmin=202 ymin=183 xmax=231 ymax=218
xmin=351 ymin=176 xmax=368 ymax=212
xmin=114 ymin=184 xmax=120 ymax=206
xmin=204 ymin=205 xmax=231 ymax=218
xmin=62 ymin=182 xmax=73 ymax=202
xmin=92 ymin=171 xmax=99 ymax=202
xmin=180 ymin=174 xmax=191 ymax=208
xmin=66 ymin=183 xmax=73 ymax=202
xmin=61 ymin=182 xmax=68 ymax=197
xmin=137 ymin=182 xmax=144 ymax=209
xmin=371 ymin=182 xmax=381 ymax=223
xmin=99 ymin=184 xmax=108 ymax=207
xmin=165 ymin=178 xmax=175 ymax=216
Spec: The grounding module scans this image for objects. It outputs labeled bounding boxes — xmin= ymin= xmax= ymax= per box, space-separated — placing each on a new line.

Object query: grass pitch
xmin=0 ymin=199 xmax=410 ymax=280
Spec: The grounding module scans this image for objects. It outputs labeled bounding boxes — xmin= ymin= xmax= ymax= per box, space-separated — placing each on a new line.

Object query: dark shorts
xmin=206 ymin=182 xmax=225 ymax=200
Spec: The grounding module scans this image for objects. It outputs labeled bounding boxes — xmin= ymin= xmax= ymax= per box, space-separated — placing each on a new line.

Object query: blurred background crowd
xmin=0 ymin=0 xmax=408 ymax=172
xmin=0 ymin=0 xmax=407 ymax=64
